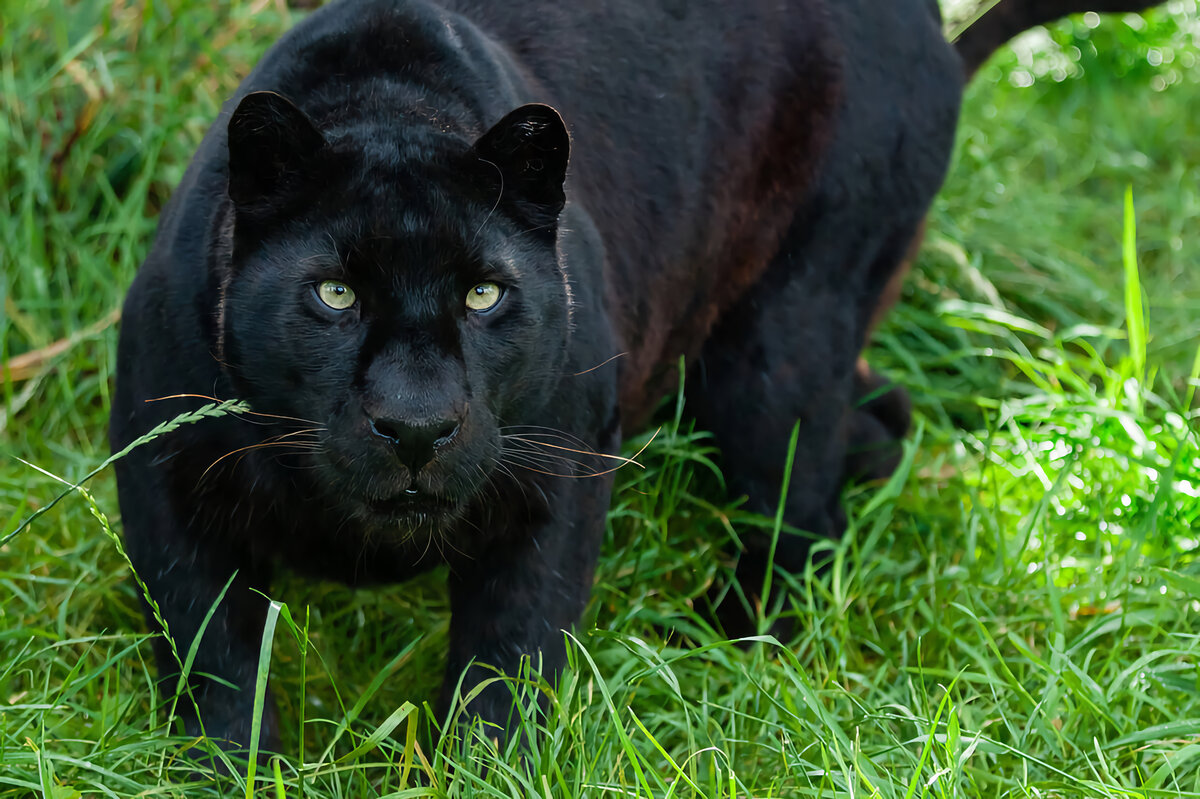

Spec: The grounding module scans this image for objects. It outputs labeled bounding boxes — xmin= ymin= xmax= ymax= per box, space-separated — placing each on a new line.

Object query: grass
xmin=2 ymin=0 xmax=1199 ymax=795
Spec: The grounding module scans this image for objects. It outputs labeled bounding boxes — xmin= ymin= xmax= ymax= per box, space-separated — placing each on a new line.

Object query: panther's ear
xmin=470 ymin=103 xmax=570 ymax=222
xmin=227 ymin=91 xmax=326 ymax=206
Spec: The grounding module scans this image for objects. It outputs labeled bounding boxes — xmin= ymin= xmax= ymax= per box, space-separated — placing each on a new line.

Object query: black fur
xmin=110 ymin=0 xmax=1152 ymax=751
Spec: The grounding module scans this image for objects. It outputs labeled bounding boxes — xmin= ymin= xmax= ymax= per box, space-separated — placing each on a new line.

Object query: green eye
xmin=466 ymin=282 xmax=502 ymax=312
xmin=316 ymin=280 xmax=356 ymax=310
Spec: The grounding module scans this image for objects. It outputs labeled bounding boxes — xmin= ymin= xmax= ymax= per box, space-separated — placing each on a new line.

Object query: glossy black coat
xmin=112 ymin=0 xmax=1091 ymax=750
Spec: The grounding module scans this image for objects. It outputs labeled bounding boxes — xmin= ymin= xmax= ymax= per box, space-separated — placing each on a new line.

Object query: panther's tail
xmin=955 ymin=0 xmax=1160 ymax=77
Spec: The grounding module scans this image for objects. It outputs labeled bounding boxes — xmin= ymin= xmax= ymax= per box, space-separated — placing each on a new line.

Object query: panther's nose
xmin=369 ymin=415 xmax=460 ymax=471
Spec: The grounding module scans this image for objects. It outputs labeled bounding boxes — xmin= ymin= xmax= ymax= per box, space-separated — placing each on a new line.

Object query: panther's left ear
xmin=470 ymin=103 xmax=570 ymax=222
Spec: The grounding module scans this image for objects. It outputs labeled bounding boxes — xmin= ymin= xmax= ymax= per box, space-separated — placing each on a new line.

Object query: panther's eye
xmin=316 ymin=280 xmax=357 ymax=310
xmin=466 ymin=282 xmax=502 ymax=312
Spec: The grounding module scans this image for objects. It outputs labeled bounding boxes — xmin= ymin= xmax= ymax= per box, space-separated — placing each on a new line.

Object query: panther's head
xmin=217 ymin=90 xmax=573 ymax=534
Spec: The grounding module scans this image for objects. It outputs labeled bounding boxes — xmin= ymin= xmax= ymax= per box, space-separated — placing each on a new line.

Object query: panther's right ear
xmin=470 ymin=104 xmax=570 ymax=227
xmin=227 ymin=91 xmax=326 ymax=206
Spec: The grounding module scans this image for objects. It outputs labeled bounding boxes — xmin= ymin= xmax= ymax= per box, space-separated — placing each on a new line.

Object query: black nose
xmin=369 ymin=416 xmax=460 ymax=471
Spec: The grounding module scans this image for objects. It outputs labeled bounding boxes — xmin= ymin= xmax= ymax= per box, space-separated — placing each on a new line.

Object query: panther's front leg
xmin=440 ymin=466 xmax=615 ymax=739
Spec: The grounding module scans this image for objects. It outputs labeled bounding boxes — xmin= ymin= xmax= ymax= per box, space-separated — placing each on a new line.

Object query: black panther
xmin=110 ymin=0 xmax=1158 ymax=750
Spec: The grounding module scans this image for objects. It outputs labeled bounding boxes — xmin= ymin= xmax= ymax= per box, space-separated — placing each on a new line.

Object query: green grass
xmin=3 ymin=1 xmax=1199 ymax=795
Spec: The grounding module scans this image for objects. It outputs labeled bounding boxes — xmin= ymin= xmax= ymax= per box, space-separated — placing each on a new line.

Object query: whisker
xmin=500 ymin=446 xmax=623 ymax=478
xmin=469 ymin=159 xmax=505 ymax=247
xmin=201 ymin=441 xmax=320 ymax=482
xmin=261 ymin=428 xmax=326 ymax=445
xmin=500 ymin=453 xmax=588 ymax=477
xmin=503 ymin=455 xmax=597 ymax=479
xmin=232 ymin=443 xmax=320 ymax=475
xmin=501 ymin=427 xmax=660 ymax=480
xmin=572 ymin=351 xmax=627 ymax=377
xmin=500 ymin=442 xmax=598 ymax=468
xmin=503 ymin=435 xmax=644 ymax=469
xmin=499 ymin=425 xmax=594 ymax=448
xmin=500 ymin=459 xmax=588 ymax=479
xmin=498 ymin=447 xmax=573 ymax=469
xmin=489 ymin=460 xmax=530 ymax=505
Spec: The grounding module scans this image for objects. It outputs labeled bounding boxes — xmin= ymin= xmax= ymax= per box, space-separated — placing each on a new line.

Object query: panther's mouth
xmin=367 ymin=489 xmax=460 ymax=526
